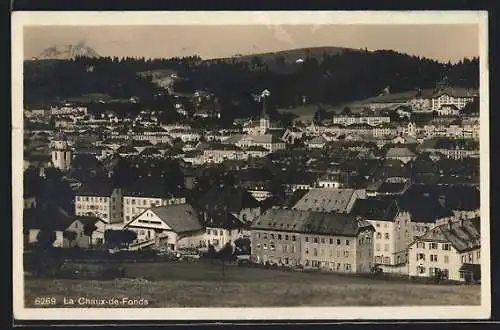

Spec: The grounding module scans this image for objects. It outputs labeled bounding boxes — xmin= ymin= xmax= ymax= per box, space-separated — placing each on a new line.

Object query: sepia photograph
xmin=12 ymin=11 xmax=490 ymax=320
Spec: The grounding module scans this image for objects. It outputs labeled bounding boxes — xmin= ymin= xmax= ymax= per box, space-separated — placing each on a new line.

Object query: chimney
xmin=448 ymin=219 xmax=453 ymax=231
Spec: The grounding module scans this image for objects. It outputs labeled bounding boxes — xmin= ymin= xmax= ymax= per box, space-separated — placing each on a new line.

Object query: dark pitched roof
xmin=414 ymin=218 xmax=480 ymax=252
xmin=127 ymin=204 xmax=203 ymax=233
xmin=198 ymin=185 xmax=261 ymax=213
xmin=350 ymin=199 xmax=399 ymax=221
xmin=252 ymin=209 xmax=373 ymax=237
xmin=203 ymin=211 xmax=247 ymax=230
xmin=393 ymin=186 xmax=455 ymax=222
xmin=75 ymin=215 xmax=103 ymax=226
xmin=76 ymin=180 xmax=116 ymax=197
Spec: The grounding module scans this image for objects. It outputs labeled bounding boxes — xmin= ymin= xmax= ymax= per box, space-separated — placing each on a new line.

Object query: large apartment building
xmin=250 ymin=209 xmax=375 ymax=273
xmin=74 ymin=182 xmax=123 ymax=224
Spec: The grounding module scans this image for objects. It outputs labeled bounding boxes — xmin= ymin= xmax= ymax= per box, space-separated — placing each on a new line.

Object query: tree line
xmin=24 ymin=50 xmax=479 ymax=122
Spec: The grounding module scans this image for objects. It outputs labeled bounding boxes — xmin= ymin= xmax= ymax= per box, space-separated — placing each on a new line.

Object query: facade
xmin=50 ymin=140 xmax=73 ymax=171
xmin=123 ymin=193 xmax=186 ymax=223
xmin=431 ymin=90 xmax=475 ymax=111
xmin=201 ymin=211 xmax=248 ymax=250
xmin=408 ymin=218 xmax=480 ymax=281
xmin=64 ymin=216 xmax=107 ymax=248
xmin=74 ymin=184 xmax=123 ymax=224
xmin=251 ymin=209 xmax=375 ymax=273
xmin=332 ymin=115 xmax=391 ymax=127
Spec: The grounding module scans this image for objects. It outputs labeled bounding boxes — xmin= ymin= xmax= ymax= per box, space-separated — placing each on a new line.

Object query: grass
xmin=24 ymin=261 xmax=481 ymax=308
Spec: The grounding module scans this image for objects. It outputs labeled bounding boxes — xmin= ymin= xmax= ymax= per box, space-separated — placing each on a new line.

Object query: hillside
xmin=23 ymin=48 xmax=479 ymax=122
xmin=207 ymin=46 xmax=356 ymax=74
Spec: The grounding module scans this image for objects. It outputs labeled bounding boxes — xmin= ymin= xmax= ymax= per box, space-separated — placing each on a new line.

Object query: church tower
xmin=259 ymin=89 xmax=271 ymax=135
xmin=407 ymin=121 xmax=417 ymax=137
xmin=51 ymin=139 xmax=72 ymax=171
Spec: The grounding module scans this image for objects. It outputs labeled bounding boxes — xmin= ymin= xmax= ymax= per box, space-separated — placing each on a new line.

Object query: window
xmin=384 ymin=257 xmax=390 ymax=264
xmin=477 ymin=250 xmax=481 ymax=260
xmin=264 ymin=234 xmax=268 ymax=239
xmin=384 ymin=233 xmax=390 ymax=240
xmin=418 ymin=266 xmax=426 ymax=274
xmin=444 ymin=255 xmax=449 ymax=264
xmin=461 ymin=255 xmax=467 ymax=263
xmin=417 ymin=253 xmax=425 ymax=261
xmin=278 ymin=234 xmax=282 ymax=240
xmin=329 ymin=238 xmax=334 ymax=244
xmin=321 ymin=238 xmax=325 ymax=244
xmin=285 ymin=235 xmax=289 ymax=240
xmin=430 ymin=254 xmax=438 ymax=262
xmin=384 ymin=244 xmax=389 ymax=252
xmin=344 ymin=251 xmax=349 ymax=257
xmin=305 ymin=237 xmax=309 ymax=242
xmin=292 ymin=235 xmax=296 ymax=241
xmin=305 ymin=248 xmax=309 ymax=255
xmin=468 ymin=253 xmax=473 ymax=263
xmin=263 ymin=244 xmax=267 ymax=250
xmin=313 ymin=248 xmax=318 ymax=256
xmin=344 ymin=264 xmax=351 ymax=271
xmin=257 ymin=233 xmax=261 ymax=239
xmin=270 ymin=244 xmax=275 ymax=251
xmin=256 ymin=243 xmax=261 ymax=249
xmin=417 ymin=242 xmax=425 ymax=249
xmin=376 ymin=223 xmax=380 ymax=227
xmin=314 ymin=237 xmax=318 ymax=244
xmin=376 ymin=232 xmax=382 ymax=239
xmin=337 ymin=239 xmax=341 ymax=245
xmin=376 ymin=244 xmax=381 ymax=251
xmin=430 ymin=243 xmax=438 ymax=250
xmin=345 ymin=240 xmax=350 ymax=246
xmin=271 ymin=234 xmax=275 ymax=240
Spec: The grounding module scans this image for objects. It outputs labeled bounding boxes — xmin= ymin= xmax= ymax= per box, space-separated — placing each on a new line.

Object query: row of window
xmin=305 ymin=237 xmax=351 ymax=246
xmin=257 ymin=233 xmax=297 ymax=241
xmin=76 ymin=204 xmax=108 ymax=211
xmin=417 ymin=253 xmax=449 ymax=263
xmin=304 ymin=260 xmax=352 ymax=271
xmin=305 ymin=248 xmax=351 ymax=258
xmin=416 ymin=242 xmax=451 ymax=250
xmin=206 ymin=228 xmax=243 ymax=236
xmin=375 ymin=233 xmax=391 ymax=240
xmin=416 ymin=266 xmax=450 ymax=278
xmin=76 ymin=196 xmax=110 ymax=203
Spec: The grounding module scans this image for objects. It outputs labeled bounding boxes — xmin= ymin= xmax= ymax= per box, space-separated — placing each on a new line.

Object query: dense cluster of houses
xmin=23 ymin=85 xmax=482 ymax=283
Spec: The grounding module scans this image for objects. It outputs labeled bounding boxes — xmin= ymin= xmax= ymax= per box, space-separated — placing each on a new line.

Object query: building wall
xmin=123 ymin=196 xmax=186 ymax=223
xmin=51 ymin=149 xmax=72 ymax=171
xmin=369 ymin=220 xmax=396 ymax=265
xmin=204 ymin=227 xmax=244 ymax=250
xmin=24 ymin=197 xmax=37 ymax=209
xmin=300 ymin=234 xmax=358 ymax=272
xmin=251 ymin=229 xmax=301 ymax=266
xmin=408 ymin=241 xmax=477 ymax=281
xmin=75 ymin=195 xmax=112 ymax=223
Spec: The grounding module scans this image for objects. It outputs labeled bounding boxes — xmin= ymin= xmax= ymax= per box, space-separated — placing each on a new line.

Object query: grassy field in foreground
xmin=24 ymin=261 xmax=481 ymax=307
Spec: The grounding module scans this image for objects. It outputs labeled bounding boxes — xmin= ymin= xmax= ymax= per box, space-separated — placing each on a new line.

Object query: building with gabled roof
xmin=123 ymin=204 xmax=205 ymax=252
xmin=408 ymin=217 xmax=480 ymax=281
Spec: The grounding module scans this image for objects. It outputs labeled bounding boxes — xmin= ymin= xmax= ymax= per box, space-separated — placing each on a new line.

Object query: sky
xmin=23 ymin=25 xmax=479 ymax=63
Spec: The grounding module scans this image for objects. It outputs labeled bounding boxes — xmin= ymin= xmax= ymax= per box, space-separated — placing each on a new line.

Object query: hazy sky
xmin=24 ymin=25 xmax=479 ymax=63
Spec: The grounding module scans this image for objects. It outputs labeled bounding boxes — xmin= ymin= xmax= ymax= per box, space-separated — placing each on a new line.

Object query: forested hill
xmin=24 ymin=48 xmax=479 ymax=119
